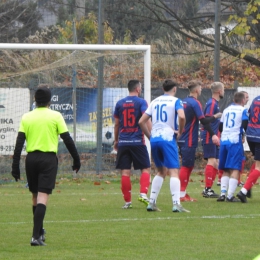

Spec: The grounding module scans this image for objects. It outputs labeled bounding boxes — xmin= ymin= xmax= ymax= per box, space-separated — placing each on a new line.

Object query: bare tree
xmin=134 ymin=0 xmax=260 ymax=66
xmin=0 ymin=0 xmax=42 ymax=43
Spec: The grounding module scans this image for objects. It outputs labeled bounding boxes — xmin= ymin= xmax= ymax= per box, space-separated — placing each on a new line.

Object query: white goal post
xmin=0 ymin=43 xmax=152 ymax=163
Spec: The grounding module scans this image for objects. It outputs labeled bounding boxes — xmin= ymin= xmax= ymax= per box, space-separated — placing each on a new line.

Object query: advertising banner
xmin=0 ymin=88 xmax=30 ymax=155
xmin=0 ymin=87 xmax=128 ymax=155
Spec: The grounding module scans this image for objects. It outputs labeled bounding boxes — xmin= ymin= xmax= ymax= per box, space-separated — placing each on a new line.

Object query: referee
xmin=11 ymin=86 xmax=81 ymax=246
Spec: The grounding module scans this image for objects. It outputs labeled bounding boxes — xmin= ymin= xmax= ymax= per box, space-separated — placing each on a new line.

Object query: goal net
xmin=0 ymin=44 xmax=151 ymax=181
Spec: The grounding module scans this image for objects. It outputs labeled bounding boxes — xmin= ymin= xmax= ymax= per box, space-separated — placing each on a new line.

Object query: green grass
xmin=1 ymin=174 xmax=260 ymax=260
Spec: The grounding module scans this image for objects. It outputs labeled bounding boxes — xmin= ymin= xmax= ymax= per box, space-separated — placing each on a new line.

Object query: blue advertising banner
xmin=49 ymin=87 xmax=128 ymax=146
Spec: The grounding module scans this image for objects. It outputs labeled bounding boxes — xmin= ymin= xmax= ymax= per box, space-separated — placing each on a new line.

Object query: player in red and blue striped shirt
xmin=201 ymin=82 xmax=225 ymax=198
xmin=114 ymin=80 xmax=151 ymax=209
xmin=237 ymin=95 xmax=260 ymax=202
xmin=178 ymin=80 xmax=221 ymax=202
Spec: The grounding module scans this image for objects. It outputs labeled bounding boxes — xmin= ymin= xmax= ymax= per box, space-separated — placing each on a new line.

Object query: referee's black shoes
xmin=31 ymin=237 xmax=46 ymax=246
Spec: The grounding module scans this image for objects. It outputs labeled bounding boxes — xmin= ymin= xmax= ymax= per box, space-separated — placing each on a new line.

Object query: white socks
xmin=170 ymin=177 xmax=180 ymax=205
xmin=227 ymin=178 xmax=238 ymax=199
xmin=220 ymin=176 xmax=229 ymax=196
xmin=149 ymin=175 xmax=164 ymax=204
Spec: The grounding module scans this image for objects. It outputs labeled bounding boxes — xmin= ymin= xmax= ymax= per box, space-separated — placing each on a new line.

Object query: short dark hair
xmin=234 ymin=91 xmax=245 ymax=104
xmin=35 ymin=86 xmax=51 ymax=107
xmin=187 ymin=80 xmax=202 ymax=92
xmin=162 ymin=79 xmax=179 ymax=92
xmin=128 ymin=80 xmax=140 ymax=92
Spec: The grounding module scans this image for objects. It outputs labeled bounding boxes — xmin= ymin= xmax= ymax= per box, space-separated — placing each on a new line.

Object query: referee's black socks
xmin=33 ymin=203 xmax=46 ymax=239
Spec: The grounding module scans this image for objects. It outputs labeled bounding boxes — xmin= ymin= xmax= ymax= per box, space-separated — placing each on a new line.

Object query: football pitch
xmin=0 ymin=173 xmax=260 ymax=260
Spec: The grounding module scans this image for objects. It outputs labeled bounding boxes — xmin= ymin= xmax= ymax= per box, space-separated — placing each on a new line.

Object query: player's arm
xmin=201 ymin=113 xmax=222 ymax=143
xmin=12 ymin=132 xmax=26 ymax=181
xmin=241 ymin=108 xmax=249 ymax=132
xmin=60 ymin=132 xmax=81 ymax=173
xmin=114 ymin=117 xmax=119 ymax=151
xmin=242 ymin=120 xmax=248 ymax=132
xmin=139 ymin=113 xmax=151 ymax=140
xmin=177 ymin=108 xmax=185 ymax=140
xmin=200 ymin=118 xmax=215 ymax=136
xmin=146 ymin=117 xmax=152 ymax=133
xmin=203 ymin=123 xmax=219 ymax=145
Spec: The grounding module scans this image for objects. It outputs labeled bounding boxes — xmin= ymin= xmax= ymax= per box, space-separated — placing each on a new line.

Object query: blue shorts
xmin=218 ymin=143 xmax=243 ymax=171
xmin=248 ymin=141 xmax=260 ymax=161
xmin=179 ymin=146 xmax=196 ymax=167
xmin=203 ymin=144 xmax=219 ymax=159
xmin=116 ymin=145 xmax=150 ymax=170
xmin=151 ymin=140 xmax=179 ymax=169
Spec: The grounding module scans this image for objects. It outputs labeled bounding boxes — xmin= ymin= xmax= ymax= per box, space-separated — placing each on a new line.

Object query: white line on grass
xmin=1 ymin=214 xmax=260 ymax=225
xmin=2 ymin=190 xmax=260 ymax=196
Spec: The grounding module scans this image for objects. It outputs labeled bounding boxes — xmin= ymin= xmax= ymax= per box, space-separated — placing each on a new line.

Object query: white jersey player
xmin=139 ymin=79 xmax=190 ymax=213
xmin=217 ymin=92 xmax=248 ymax=202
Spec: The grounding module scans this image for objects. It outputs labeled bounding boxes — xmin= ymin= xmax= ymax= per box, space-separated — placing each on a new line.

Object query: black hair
xmin=35 ymin=86 xmax=51 ymax=107
xmin=128 ymin=80 xmax=140 ymax=92
xmin=162 ymin=79 xmax=179 ymax=92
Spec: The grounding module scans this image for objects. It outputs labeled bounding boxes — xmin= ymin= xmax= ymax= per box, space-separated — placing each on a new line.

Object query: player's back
xmin=220 ymin=103 xmax=247 ymax=144
xmin=148 ymin=94 xmax=179 ymax=142
xmin=246 ymin=95 xmax=260 ymax=142
xmin=201 ymin=98 xmax=220 ymax=144
xmin=114 ymin=96 xmax=147 ymax=146
xmin=178 ymin=96 xmax=204 ymax=147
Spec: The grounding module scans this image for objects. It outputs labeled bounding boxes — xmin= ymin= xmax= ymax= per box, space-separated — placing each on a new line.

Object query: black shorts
xmin=26 ymin=151 xmax=58 ymax=194
xmin=115 ymin=145 xmax=150 ymax=170
xmin=248 ymin=141 xmax=260 ymax=161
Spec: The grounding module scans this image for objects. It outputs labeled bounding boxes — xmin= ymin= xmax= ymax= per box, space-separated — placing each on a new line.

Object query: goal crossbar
xmin=0 ymin=43 xmax=151 ymax=104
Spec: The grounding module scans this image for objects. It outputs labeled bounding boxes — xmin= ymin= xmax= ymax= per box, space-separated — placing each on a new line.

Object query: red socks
xmin=244 ymin=169 xmax=260 ymax=191
xmin=140 ymin=172 xmax=150 ymax=194
xmin=212 ymin=167 xmax=218 ymax=184
xmin=180 ymin=166 xmax=193 ymax=191
xmin=218 ymin=169 xmax=223 ymax=182
xmin=121 ymin=175 xmax=131 ymax=202
xmin=204 ymin=165 xmax=214 ymax=188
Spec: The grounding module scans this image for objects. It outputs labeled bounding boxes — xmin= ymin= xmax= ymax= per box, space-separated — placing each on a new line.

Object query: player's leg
xmin=147 ymin=141 xmax=164 ymax=211
xmin=238 ymin=156 xmax=246 ymax=186
xmin=120 ymin=169 xmax=132 ymax=208
xmin=217 ymin=169 xmax=224 ymax=186
xmin=202 ymin=144 xmax=219 ymax=198
xmin=27 ymin=152 xmax=57 ymax=246
xmin=179 ymin=146 xmax=196 ymax=201
xmin=170 ymin=167 xmax=190 ymax=213
xmin=213 ymin=149 xmax=220 ymax=184
xmin=237 ymin=142 xmax=260 ymax=202
xmin=32 ymin=192 xmax=49 ymax=244
xmin=162 ymin=141 xmax=190 ymax=212
xmin=115 ymin=146 xmax=132 ymax=208
xmin=223 ymin=143 xmax=243 ymax=202
xmin=131 ymin=145 xmax=151 ymax=206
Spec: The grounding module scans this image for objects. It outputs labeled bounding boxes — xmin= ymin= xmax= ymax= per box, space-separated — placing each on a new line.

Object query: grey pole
xmin=72 ymin=20 xmax=77 ymax=143
xmin=96 ymin=0 xmax=104 ymax=174
xmin=214 ymin=0 xmax=221 ymax=81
